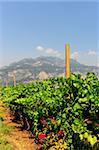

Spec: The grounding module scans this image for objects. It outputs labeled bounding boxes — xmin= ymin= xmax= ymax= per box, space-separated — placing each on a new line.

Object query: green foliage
xmin=0 ymin=116 xmax=13 ymax=150
xmin=0 ymin=120 xmax=11 ymax=135
xmin=0 ymin=72 xmax=99 ymax=149
xmin=0 ymin=137 xmax=13 ymax=150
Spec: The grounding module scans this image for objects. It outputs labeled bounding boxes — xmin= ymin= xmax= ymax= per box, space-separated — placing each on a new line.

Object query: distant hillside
xmin=0 ymin=56 xmax=99 ymax=85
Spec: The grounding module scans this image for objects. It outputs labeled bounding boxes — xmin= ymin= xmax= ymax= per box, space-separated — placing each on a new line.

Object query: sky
xmin=0 ymin=0 xmax=99 ymax=67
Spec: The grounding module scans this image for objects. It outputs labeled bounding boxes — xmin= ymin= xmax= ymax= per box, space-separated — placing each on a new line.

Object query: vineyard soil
xmin=0 ymin=102 xmax=40 ymax=150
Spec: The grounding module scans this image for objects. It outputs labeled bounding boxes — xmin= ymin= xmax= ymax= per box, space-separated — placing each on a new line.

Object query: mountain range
xmin=0 ymin=56 xmax=99 ymax=85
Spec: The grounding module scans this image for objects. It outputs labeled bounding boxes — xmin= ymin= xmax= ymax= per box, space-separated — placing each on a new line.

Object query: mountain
xmin=0 ymin=56 xmax=99 ymax=85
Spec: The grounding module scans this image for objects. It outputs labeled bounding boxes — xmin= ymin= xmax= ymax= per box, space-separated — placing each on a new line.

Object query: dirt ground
xmin=0 ymin=102 xmax=41 ymax=150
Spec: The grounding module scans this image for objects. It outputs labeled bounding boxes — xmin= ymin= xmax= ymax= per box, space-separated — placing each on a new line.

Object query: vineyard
xmin=0 ymin=72 xmax=99 ymax=150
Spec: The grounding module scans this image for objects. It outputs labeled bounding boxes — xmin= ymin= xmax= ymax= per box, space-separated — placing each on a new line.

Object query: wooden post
xmin=13 ymin=71 xmax=16 ymax=87
xmin=5 ymin=79 xmax=9 ymax=87
xmin=75 ymin=52 xmax=78 ymax=72
xmin=65 ymin=43 xmax=70 ymax=78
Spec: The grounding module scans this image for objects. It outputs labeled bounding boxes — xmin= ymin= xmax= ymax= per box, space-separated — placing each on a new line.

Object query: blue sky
xmin=0 ymin=0 xmax=99 ymax=67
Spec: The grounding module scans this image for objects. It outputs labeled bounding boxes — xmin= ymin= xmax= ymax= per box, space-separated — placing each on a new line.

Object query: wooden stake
xmin=13 ymin=72 xmax=16 ymax=87
xmin=5 ymin=79 xmax=9 ymax=87
xmin=65 ymin=43 xmax=70 ymax=78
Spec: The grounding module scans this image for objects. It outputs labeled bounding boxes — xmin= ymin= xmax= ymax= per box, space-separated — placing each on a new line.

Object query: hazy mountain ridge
xmin=0 ymin=56 xmax=99 ymax=85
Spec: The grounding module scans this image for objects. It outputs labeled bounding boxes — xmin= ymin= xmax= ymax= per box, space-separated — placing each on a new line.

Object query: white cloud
xmin=71 ymin=50 xmax=98 ymax=66
xmin=88 ymin=50 xmax=96 ymax=56
xmin=71 ymin=51 xmax=79 ymax=59
xmin=36 ymin=45 xmax=62 ymax=57
xmin=36 ymin=46 xmax=44 ymax=51
xmin=46 ymin=48 xmax=54 ymax=54
xmin=36 ymin=46 xmax=99 ymax=66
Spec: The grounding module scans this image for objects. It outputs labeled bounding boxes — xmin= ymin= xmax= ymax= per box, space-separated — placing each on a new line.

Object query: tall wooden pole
xmin=65 ymin=43 xmax=70 ymax=78
xmin=5 ymin=79 xmax=9 ymax=87
xmin=75 ymin=52 xmax=78 ymax=72
xmin=13 ymin=72 xmax=16 ymax=87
